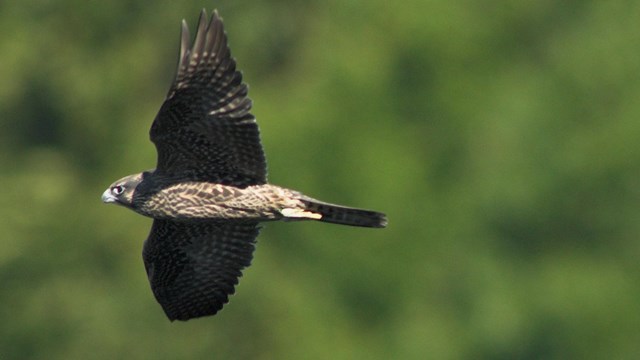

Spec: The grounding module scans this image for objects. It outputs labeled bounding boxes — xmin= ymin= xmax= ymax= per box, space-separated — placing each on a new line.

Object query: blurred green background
xmin=1 ymin=0 xmax=639 ymax=359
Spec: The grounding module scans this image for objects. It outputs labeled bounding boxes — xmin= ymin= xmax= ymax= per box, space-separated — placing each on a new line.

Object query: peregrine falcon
xmin=102 ymin=9 xmax=387 ymax=321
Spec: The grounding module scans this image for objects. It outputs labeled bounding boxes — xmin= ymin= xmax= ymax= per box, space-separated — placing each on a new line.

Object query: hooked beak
xmin=102 ymin=189 xmax=117 ymax=203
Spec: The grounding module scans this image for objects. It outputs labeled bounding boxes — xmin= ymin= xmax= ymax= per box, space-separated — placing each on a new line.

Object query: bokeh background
xmin=1 ymin=0 xmax=639 ymax=359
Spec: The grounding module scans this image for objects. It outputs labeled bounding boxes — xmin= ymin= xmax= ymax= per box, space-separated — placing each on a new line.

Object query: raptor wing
xmin=142 ymin=219 xmax=260 ymax=321
xmin=150 ymin=10 xmax=266 ymax=186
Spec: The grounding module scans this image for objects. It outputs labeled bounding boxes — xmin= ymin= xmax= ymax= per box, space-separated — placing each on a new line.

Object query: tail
xmin=294 ymin=196 xmax=387 ymax=228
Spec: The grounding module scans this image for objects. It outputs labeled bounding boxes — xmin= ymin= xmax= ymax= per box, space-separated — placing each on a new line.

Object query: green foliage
xmin=1 ymin=0 xmax=639 ymax=358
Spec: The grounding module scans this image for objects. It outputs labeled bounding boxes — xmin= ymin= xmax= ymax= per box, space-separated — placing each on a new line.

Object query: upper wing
xmin=150 ymin=10 xmax=267 ymax=186
xmin=142 ymin=219 xmax=260 ymax=321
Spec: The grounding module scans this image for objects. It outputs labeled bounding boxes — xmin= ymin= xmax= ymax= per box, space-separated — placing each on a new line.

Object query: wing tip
xmin=178 ymin=20 xmax=190 ymax=65
xmin=212 ymin=9 xmax=221 ymax=21
xmin=199 ymin=8 xmax=208 ymax=24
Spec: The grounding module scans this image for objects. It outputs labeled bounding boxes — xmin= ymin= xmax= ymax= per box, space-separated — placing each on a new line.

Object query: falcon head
xmin=102 ymin=172 xmax=145 ymax=208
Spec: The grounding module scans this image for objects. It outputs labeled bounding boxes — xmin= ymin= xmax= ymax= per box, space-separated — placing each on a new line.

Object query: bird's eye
xmin=111 ymin=185 xmax=125 ymax=195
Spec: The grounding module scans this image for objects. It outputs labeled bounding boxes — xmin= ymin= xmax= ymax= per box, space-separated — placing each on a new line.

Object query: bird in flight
xmin=102 ymin=9 xmax=387 ymax=321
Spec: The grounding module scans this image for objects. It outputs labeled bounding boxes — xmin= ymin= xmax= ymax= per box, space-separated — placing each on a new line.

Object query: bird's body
xmin=132 ymin=174 xmax=294 ymax=221
xmin=130 ymin=175 xmax=314 ymax=221
xmin=114 ymin=171 xmax=386 ymax=226
xmin=102 ymin=9 xmax=386 ymax=321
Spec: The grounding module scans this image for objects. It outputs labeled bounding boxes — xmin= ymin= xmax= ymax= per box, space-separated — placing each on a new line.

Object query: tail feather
xmin=297 ymin=197 xmax=387 ymax=228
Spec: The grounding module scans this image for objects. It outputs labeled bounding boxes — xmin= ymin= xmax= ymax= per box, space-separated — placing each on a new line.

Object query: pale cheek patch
xmin=281 ymin=208 xmax=322 ymax=220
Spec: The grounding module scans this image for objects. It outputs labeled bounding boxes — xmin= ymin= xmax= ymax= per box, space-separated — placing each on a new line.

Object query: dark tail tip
xmin=300 ymin=198 xmax=387 ymax=228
